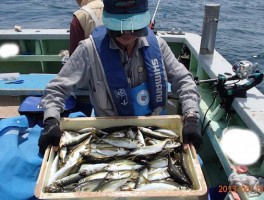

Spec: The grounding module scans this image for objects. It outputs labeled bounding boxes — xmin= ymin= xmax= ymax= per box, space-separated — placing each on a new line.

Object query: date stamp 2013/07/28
xmin=219 ymin=185 xmax=264 ymax=193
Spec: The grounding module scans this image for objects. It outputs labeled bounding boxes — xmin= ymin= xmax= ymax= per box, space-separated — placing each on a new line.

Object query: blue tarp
xmin=0 ymin=74 xmax=55 ymax=96
xmin=0 ymin=116 xmax=43 ymax=200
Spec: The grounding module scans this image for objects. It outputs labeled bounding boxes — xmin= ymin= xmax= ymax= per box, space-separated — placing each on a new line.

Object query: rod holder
xmin=200 ymin=4 xmax=220 ymax=55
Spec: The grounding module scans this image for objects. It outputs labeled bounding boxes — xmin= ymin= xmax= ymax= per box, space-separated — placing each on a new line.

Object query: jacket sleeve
xmin=158 ymin=37 xmax=200 ymax=118
xmin=42 ymin=43 xmax=91 ymax=122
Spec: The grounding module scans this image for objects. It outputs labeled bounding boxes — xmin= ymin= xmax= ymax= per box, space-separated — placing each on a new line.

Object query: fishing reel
xmin=195 ymin=60 xmax=264 ymax=113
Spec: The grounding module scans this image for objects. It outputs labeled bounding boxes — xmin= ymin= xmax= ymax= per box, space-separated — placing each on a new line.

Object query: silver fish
xmin=104 ymin=160 xmax=143 ymax=171
xmin=130 ymin=140 xmax=168 ymax=156
xmin=135 ymin=167 xmax=149 ymax=188
xmin=77 ymin=127 xmax=97 ymax=134
xmin=106 ymin=171 xmax=139 ymax=180
xmin=148 ymin=167 xmax=167 ymax=175
xmin=92 ymin=146 xmax=130 ymax=157
xmin=55 ymin=173 xmax=83 ymax=186
xmin=79 ymin=163 xmax=108 ymax=176
xmin=136 ymin=129 xmax=146 ymax=147
xmin=61 ymin=183 xmax=78 ymax=192
xmin=147 ymin=168 xmax=170 ymax=181
xmin=59 ymin=146 xmax=67 ymax=166
xmin=89 ymin=143 xmax=114 ymax=149
xmin=159 ymin=180 xmax=189 ymax=190
xmin=48 ymin=160 xmax=77 ymax=186
xmin=164 ymin=140 xmax=181 ymax=149
xmin=180 ymin=151 xmax=193 ymax=188
xmin=167 ymin=153 xmax=191 ymax=186
xmin=74 ymin=179 xmax=104 ymax=192
xmin=96 ymin=178 xmax=129 ymax=192
xmin=78 ymin=171 xmax=108 ymax=184
xmin=47 ymin=153 xmax=59 ymax=186
xmin=102 ymin=137 xmax=143 ymax=149
xmin=65 ymin=136 xmax=92 ymax=165
xmin=125 ymin=128 xmax=137 ymax=139
xmin=155 ymin=128 xmax=179 ymax=139
xmin=139 ymin=127 xmax=175 ymax=139
xmin=50 ymin=137 xmax=91 ymax=182
xmin=60 ymin=131 xmax=74 ymax=147
xmin=145 ymin=138 xmax=180 ymax=149
xmin=134 ymin=182 xmax=182 ymax=191
xmin=81 ymin=151 xmax=114 ymax=159
xmin=149 ymin=157 xmax=168 ymax=168
xmin=61 ymin=132 xmax=92 ymax=147
xmin=110 ymin=131 xmax=126 ymax=138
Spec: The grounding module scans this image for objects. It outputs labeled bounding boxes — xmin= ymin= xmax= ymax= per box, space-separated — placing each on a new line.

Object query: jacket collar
xmin=109 ymin=37 xmax=149 ymax=51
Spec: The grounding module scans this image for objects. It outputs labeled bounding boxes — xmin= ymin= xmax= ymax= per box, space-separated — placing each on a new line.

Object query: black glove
xmin=182 ymin=116 xmax=203 ymax=151
xmin=38 ymin=117 xmax=61 ymax=155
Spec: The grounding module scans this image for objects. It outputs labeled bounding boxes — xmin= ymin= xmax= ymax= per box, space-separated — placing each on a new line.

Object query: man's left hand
xmin=182 ymin=116 xmax=203 ymax=151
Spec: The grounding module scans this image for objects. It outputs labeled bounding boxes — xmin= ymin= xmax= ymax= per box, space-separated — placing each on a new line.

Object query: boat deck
xmin=0 ymin=96 xmax=20 ymax=118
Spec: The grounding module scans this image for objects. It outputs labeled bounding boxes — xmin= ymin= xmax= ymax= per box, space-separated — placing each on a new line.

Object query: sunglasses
xmin=107 ymin=28 xmax=148 ymax=38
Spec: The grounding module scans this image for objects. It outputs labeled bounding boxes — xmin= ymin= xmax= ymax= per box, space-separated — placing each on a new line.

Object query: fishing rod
xmin=149 ymin=0 xmax=162 ymax=29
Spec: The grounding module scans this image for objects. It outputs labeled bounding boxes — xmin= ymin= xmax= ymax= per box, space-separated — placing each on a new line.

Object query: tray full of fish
xmin=35 ymin=115 xmax=207 ymax=199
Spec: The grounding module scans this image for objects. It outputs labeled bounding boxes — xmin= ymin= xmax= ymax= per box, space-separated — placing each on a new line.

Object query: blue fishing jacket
xmin=92 ymin=26 xmax=167 ymax=116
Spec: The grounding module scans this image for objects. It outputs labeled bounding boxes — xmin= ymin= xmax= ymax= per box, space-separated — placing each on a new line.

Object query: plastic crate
xmin=35 ymin=115 xmax=207 ymax=199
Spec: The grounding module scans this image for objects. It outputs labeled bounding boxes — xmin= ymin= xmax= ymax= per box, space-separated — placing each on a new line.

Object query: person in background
xmin=38 ymin=0 xmax=202 ymax=154
xmin=70 ymin=0 xmax=104 ymax=55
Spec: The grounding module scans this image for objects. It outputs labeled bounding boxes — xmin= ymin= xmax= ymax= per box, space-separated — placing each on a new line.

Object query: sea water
xmin=0 ymin=0 xmax=263 ymax=92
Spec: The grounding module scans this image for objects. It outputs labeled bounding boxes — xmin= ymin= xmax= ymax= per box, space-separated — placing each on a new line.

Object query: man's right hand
xmin=38 ymin=118 xmax=61 ymax=155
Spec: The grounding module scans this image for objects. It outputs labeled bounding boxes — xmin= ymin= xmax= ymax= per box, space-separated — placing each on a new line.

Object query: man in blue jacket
xmin=39 ymin=0 xmax=202 ymax=154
